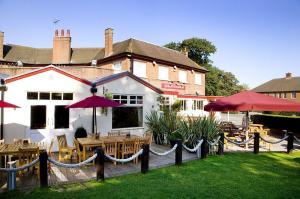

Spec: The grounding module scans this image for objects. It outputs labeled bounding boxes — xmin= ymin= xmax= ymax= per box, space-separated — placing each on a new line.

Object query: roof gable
xmin=5 ymin=65 xmax=91 ymax=85
xmin=94 ymin=71 xmax=162 ymax=94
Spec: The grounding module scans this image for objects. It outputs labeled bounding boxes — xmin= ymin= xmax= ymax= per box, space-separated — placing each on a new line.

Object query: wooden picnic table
xmin=0 ymin=142 xmax=45 ymax=167
xmin=77 ymin=135 xmax=147 ymax=160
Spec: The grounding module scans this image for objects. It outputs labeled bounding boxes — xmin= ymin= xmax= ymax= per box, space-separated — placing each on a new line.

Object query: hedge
xmin=250 ymin=114 xmax=300 ymax=132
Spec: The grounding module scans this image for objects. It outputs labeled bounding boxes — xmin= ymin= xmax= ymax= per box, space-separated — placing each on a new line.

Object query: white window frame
xmin=291 ymin=92 xmax=297 ymax=99
xmin=194 ymin=73 xmax=202 ymax=85
xmin=178 ymin=70 xmax=187 ymax=83
xmin=113 ymin=94 xmax=143 ymax=106
xmin=133 ymin=60 xmax=147 ymax=78
xmin=192 ymin=100 xmax=204 ymax=110
xmin=112 ymin=61 xmax=122 ymax=73
xmin=158 ymin=65 xmax=169 ymax=81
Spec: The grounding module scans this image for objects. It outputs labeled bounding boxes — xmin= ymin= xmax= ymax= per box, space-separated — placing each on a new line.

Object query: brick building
xmin=252 ymin=73 xmax=300 ymax=103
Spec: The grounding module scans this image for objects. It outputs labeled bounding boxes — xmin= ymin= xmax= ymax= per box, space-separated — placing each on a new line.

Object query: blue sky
xmin=0 ymin=0 xmax=299 ymax=88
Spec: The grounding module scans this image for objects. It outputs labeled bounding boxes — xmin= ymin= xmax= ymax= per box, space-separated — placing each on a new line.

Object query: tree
xmin=165 ymin=38 xmax=247 ymax=96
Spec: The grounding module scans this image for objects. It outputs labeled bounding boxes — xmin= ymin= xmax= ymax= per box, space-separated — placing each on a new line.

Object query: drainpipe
xmin=0 ymin=79 xmax=7 ymax=140
xmin=90 ymin=83 xmax=97 ymax=134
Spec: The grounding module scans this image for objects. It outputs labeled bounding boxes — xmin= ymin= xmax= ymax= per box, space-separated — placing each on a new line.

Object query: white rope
xmin=48 ymin=154 xmax=97 ymax=168
xmin=224 ymin=136 xmax=254 ymax=146
xmin=207 ymin=136 xmax=221 ymax=146
xmin=294 ymin=136 xmax=300 ymax=143
xmin=105 ymin=149 xmax=143 ymax=163
xmin=260 ymin=136 xmax=289 ymax=144
xmin=183 ymin=140 xmax=203 ymax=152
xmin=0 ymin=158 xmax=39 ymax=172
xmin=150 ymin=144 xmax=178 ymax=156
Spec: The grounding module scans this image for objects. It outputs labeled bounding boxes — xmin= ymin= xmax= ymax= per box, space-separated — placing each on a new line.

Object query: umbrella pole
xmin=95 ymin=108 xmax=97 ymax=134
xmin=245 ymin=111 xmax=249 ymax=149
xmin=92 ymin=108 xmax=95 ymax=134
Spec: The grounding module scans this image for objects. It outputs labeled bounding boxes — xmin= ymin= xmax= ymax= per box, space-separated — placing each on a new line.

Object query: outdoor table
xmin=77 ymin=135 xmax=147 ymax=160
xmin=0 ymin=142 xmax=45 ymax=167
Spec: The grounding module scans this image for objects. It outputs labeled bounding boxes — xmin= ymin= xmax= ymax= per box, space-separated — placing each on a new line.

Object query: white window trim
xmin=194 ymin=73 xmax=202 ymax=85
xmin=112 ymin=61 xmax=122 ymax=72
xmin=178 ymin=70 xmax=187 ymax=83
xmin=158 ymin=65 xmax=169 ymax=81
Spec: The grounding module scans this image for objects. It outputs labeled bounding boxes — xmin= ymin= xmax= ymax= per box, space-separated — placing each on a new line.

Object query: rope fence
xmin=294 ymin=136 xmax=300 ymax=143
xmin=224 ymin=136 xmax=254 ymax=146
xmin=207 ymin=136 xmax=221 ymax=146
xmin=0 ymin=158 xmax=39 ymax=172
xmin=105 ymin=149 xmax=143 ymax=163
xmin=183 ymin=140 xmax=203 ymax=152
xmin=260 ymin=136 xmax=289 ymax=144
xmin=150 ymin=144 xmax=178 ymax=156
xmin=48 ymin=154 xmax=97 ymax=168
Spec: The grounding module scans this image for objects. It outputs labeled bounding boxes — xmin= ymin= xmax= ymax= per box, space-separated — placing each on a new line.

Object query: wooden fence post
xmin=39 ymin=151 xmax=48 ymax=188
xmin=254 ymin=132 xmax=260 ymax=154
xmin=175 ymin=139 xmax=182 ymax=165
xmin=287 ymin=132 xmax=294 ymax=154
xmin=95 ymin=147 xmax=105 ymax=181
xmin=217 ymin=133 xmax=224 ymax=155
xmin=201 ymin=137 xmax=208 ymax=159
xmin=141 ymin=144 xmax=149 ymax=174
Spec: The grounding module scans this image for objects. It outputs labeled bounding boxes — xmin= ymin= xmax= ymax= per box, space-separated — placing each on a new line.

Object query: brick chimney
xmin=52 ymin=29 xmax=71 ymax=64
xmin=285 ymin=72 xmax=292 ymax=79
xmin=181 ymin=47 xmax=188 ymax=57
xmin=0 ymin=31 xmax=4 ymax=60
xmin=105 ymin=28 xmax=113 ymax=57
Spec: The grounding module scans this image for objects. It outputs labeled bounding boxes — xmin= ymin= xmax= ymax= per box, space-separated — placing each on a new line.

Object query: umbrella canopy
xmin=204 ymin=90 xmax=300 ymax=112
xmin=0 ymin=100 xmax=19 ymax=108
xmin=66 ymin=95 xmax=122 ymax=108
xmin=66 ymin=95 xmax=122 ymax=134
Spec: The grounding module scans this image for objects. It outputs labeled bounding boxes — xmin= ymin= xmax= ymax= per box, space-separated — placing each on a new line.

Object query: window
xmin=55 ymin=105 xmax=69 ymax=129
xmin=113 ymin=61 xmax=122 ymax=74
xmin=179 ymin=70 xmax=187 ymax=83
xmin=133 ymin=60 xmax=147 ymax=78
xmin=27 ymin=92 xmax=38 ymax=100
xmin=40 ymin=92 xmax=50 ymax=100
xmin=52 ymin=93 xmax=62 ymax=100
xmin=282 ymin=93 xmax=287 ymax=98
xmin=30 ymin=106 xmax=46 ymax=129
xmin=291 ymin=92 xmax=297 ymax=99
xmin=158 ymin=66 xmax=169 ymax=80
xmin=113 ymin=95 xmax=128 ymax=104
xmin=63 ymin=93 xmax=73 ymax=100
xmin=195 ymin=73 xmax=202 ymax=85
xmin=192 ymin=100 xmax=204 ymax=110
xmin=130 ymin=96 xmax=143 ymax=104
xmin=181 ymin=100 xmax=187 ymax=110
xmin=112 ymin=107 xmax=143 ymax=129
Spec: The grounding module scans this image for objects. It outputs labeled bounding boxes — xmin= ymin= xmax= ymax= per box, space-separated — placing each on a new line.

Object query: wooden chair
xmin=13 ymin=138 xmax=22 ymax=143
xmin=73 ymin=139 xmax=83 ymax=163
xmin=108 ymin=131 xmax=120 ymax=137
xmin=18 ymin=147 xmax=40 ymax=176
xmin=102 ymin=141 xmax=118 ymax=165
xmin=57 ymin=135 xmax=75 ymax=162
xmin=0 ymin=139 xmax=4 ymax=145
xmin=119 ymin=139 xmax=138 ymax=163
xmin=119 ymin=131 xmax=130 ymax=136
xmin=144 ymin=132 xmax=153 ymax=146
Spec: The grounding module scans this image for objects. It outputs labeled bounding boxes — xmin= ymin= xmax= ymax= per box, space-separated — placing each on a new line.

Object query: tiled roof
xmin=252 ymin=76 xmax=300 ymax=92
xmin=2 ymin=38 xmax=207 ymax=71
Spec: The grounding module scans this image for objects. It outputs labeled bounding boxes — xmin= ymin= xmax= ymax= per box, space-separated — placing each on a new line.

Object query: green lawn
xmin=2 ymin=152 xmax=300 ymax=199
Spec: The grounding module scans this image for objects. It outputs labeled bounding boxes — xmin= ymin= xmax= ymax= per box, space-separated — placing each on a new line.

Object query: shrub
xmin=251 ymin=114 xmax=300 ymax=132
xmin=145 ymin=111 xmax=165 ymax=145
xmin=74 ymin=127 xmax=87 ymax=139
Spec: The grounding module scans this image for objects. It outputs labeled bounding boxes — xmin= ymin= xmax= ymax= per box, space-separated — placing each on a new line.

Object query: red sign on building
xmin=161 ymin=83 xmax=185 ymax=90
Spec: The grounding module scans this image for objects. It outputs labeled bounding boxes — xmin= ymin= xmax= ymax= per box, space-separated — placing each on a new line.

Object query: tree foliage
xmin=165 ymin=38 xmax=247 ymax=96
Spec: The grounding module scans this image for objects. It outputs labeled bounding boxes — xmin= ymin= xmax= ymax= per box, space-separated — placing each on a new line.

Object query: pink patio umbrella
xmin=66 ymin=95 xmax=122 ymax=134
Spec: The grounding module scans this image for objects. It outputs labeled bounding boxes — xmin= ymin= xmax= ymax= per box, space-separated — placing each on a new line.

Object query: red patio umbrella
xmin=204 ymin=91 xmax=300 ymax=112
xmin=0 ymin=100 xmax=20 ymax=139
xmin=66 ymin=95 xmax=122 ymax=134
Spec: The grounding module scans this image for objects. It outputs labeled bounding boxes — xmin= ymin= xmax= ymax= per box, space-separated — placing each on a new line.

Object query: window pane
xmin=40 ymin=92 xmax=50 ymax=100
xmin=113 ymin=61 xmax=122 ymax=73
xmin=52 ymin=93 xmax=62 ymax=100
xmin=27 ymin=92 xmax=38 ymax=100
xmin=133 ymin=61 xmax=147 ymax=78
xmin=112 ymin=107 xmax=143 ymax=128
xmin=158 ymin=66 xmax=169 ymax=80
xmin=55 ymin=105 xmax=69 ymax=129
xmin=31 ymin=106 xmax=46 ymax=129
xmin=179 ymin=71 xmax=187 ymax=83
xmin=195 ymin=73 xmax=202 ymax=85
xmin=63 ymin=93 xmax=73 ymax=100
